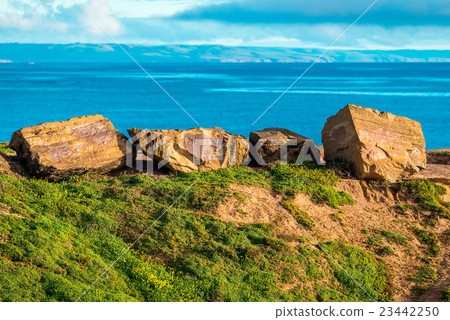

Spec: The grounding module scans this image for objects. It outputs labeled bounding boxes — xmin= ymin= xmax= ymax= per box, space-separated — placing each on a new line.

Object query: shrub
xmin=0 ymin=167 xmax=390 ymax=302
xmin=442 ymin=287 xmax=450 ymax=302
xmin=410 ymin=227 xmax=440 ymax=256
xmin=0 ymin=142 xmax=14 ymax=155
xmin=269 ymin=164 xmax=354 ymax=208
xmin=281 ymin=198 xmax=315 ymax=230
xmin=401 ymin=180 xmax=450 ymax=219
xmin=412 ymin=265 xmax=437 ymax=283
xmin=318 ymin=241 xmax=392 ymax=302
xmin=379 ymin=230 xmax=409 ymax=246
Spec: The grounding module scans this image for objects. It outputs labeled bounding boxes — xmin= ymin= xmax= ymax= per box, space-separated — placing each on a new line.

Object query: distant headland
xmin=2 ymin=44 xmax=450 ymax=63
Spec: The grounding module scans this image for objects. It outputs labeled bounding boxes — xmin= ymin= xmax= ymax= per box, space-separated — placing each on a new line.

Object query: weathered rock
xmin=249 ymin=128 xmax=323 ymax=165
xmin=322 ymin=104 xmax=426 ymax=181
xmin=10 ymin=115 xmax=127 ymax=180
xmin=128 ymin=127 xmax=249 ymax=172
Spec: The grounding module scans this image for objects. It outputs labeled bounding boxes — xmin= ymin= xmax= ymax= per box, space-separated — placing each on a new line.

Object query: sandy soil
xmin=209 ymin=181 xmax=450 ymax=302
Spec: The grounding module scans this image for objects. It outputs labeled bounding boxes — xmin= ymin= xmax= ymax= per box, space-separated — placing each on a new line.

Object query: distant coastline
xmin=2 ymin=43 xmax=450 ymax=63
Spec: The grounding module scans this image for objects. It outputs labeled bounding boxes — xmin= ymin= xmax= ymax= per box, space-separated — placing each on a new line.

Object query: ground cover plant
xmin=0 ymin=159 xmax=448 ymax=302
xmin=0 ymin=162 xmax=394 ymax=302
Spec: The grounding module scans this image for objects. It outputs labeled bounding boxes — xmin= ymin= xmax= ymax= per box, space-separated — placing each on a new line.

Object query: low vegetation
xmin=0 ymin=142 xmax=14 ymax=155
xmin=0 ymin=156 xmax=448 ymax=302
xmin=443 ymin=287 xmax=450 ymax=302
xmin=400 ymin=180 xmax=450 ymax=219
xmin=379 ymin=230 xmax=409 ymax=246
xmin=411 ymin=264 xmax=437 ymax=283
xmin=410 ymin=227 xmax=440 ymax=257
xmin=0 ymin=162 xmax=394 ymax=302
xmin=269 ymin=163 xmax=355 ymax=208
xmin=280 ymin=198 xmax=315 ymax=230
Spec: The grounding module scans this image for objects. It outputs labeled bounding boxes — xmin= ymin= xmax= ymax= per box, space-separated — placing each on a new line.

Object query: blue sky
xmin=1 ymin=0 xmax=450 ymax=49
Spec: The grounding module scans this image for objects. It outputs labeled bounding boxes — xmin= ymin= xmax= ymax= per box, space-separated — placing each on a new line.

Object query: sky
xmin=1 ymin=0 xmax=450 ymax=49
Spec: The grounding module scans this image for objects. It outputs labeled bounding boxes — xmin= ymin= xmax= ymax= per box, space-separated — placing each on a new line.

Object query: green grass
xmin=428 ymin=151 xmax=450 ymax=157
xmin=379 ymin=230 xmax=409 ymax=246
xmin=0 ymin=164 xmax=391 ymax=302
xmin=395 ymin=204 xmax=418 ymax=213
xmin=411 ymin=264 xmax=437 ymax=283
xmin=317 ymin=242 xmax=392 ymax=301
xmin=412 ymin=284 xmax=428 ymax=297
xmin=0 ymin=142 xmax=15 ymax=155
xmin=280 ymin=198 xmax=315 ymax=230
xmin=376 ymin=246 xmax=395 ymax=256
xmin=332 ymin=211 xmax=345 ymax=226
xmin=365 ymin=236 xmax=383 ymax=247
xmin=233 ymin=192 xmax=247 ymax=204
xmin=400 ymin=180 xmax=450 ymax=219
xmin=268 ymin=163 xmax=355 ymax=208
xmin=410 ymin=227 xmax=440 ymax=257
xmin=443 ymin=286 xmax=450 ymax=302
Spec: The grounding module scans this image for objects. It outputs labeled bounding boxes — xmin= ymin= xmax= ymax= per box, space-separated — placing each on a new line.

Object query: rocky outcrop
xmin=128 ymin=127 xmax=249 ymax=172
xmin=322 ymin=104 xmax=426 ymax=181
xmin=10 ymin=115 xmax=127 ymax=180
xmin=249 ymin=128 xmax=323 ymax=165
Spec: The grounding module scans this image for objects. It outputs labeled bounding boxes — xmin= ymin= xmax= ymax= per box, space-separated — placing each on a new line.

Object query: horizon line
xmin=2 ymin=42 xmax=450 ymax=52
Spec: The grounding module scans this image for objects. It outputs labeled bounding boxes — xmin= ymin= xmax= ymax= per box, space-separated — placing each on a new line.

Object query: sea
xmin=0 ymin=62 xmax=449 ymax=149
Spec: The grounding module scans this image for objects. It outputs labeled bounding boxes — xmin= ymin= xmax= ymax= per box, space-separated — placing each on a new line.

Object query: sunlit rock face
xmin=128 ymin=127 xmax=249 ymax=173
xmin=322 ymin=104 xmax=426 ymax=181
xmin=10 ymin=115 xmax=127 ymax=180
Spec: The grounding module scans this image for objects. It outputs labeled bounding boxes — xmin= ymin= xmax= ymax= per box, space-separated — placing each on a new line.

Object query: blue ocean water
xmin=0 ymin=62 xmax=449 ymax=149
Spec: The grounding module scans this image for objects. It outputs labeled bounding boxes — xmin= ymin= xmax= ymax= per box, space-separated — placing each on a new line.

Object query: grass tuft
xmin=410 ymin=226 xmax=440 ymax=256
xmin=280 ymin=198 xmax=315 ymax=230
xmin=0 ymin=164 xmax=387 ymax=302
xmin=400 ymin=180 xmax=450 ymax=219
xmin=0 ymin=142 xmax=15 ymax=155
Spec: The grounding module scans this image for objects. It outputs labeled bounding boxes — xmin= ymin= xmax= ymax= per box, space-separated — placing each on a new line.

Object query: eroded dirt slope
xmin=209 ymin=181 xmax=450 ymax=302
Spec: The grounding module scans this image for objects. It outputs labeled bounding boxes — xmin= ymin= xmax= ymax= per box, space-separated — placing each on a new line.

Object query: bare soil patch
xmin=209 ymin=179 xmax=450 ymax=301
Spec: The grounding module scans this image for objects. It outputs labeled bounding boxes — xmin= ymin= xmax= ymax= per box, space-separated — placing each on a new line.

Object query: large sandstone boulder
xmin=127 ymin=127 xmax=249 ymax=172
xmin=322 ymin=104 xmax=426 ymax=181
xmin=10 ymin=115 xmax=127 ymax=180
xmin=249 ymin=128 xmax=323 ymax=165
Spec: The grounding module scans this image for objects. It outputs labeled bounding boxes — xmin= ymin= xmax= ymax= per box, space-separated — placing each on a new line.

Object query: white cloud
xmin=244 ymin=37 xmax=321 ymax=48
xmin=183 ymin=38 xmax=244 ymax=46
xmin=108 ymin=0 xmax=206 ymax=18
xmin=0 ymin=0 xmax=449 ymax=51
xmin=78 ymin=0 xmax=123 ymax=36
xmin=0 ymin=9 xmax=69 ymax=32
xmin=0 ymin=12 xmax=36 ymax=30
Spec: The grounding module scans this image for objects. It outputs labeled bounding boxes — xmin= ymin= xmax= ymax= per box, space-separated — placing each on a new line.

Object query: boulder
xmin=249 ymin=128 xmax=323 ymax=165
xmin=10 ymin=115 xmax=127 ymax=180
xmin=127 ymin=127 xmax=249 ymax=172
xmin=322 ymin=104 xmax=426 ymax=181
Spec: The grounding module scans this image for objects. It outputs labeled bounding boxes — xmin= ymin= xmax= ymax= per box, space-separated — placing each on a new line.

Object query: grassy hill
xmin=0 ymin=143 xmax=449 ymax=302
